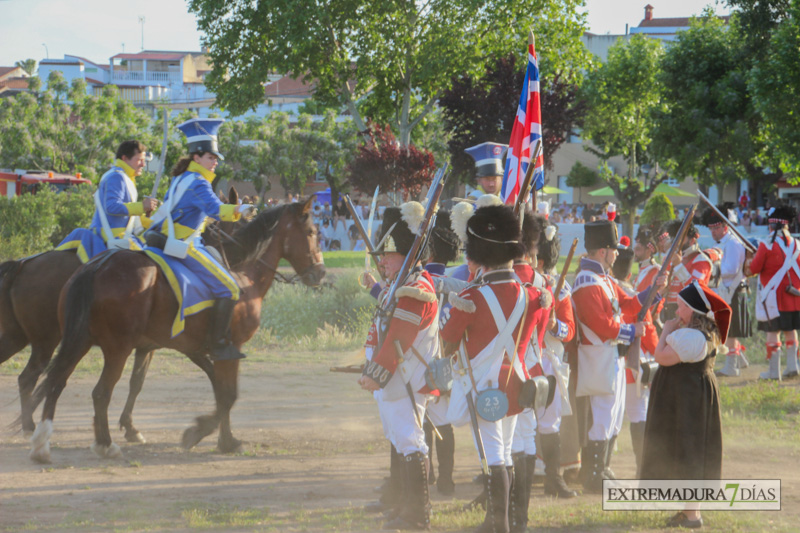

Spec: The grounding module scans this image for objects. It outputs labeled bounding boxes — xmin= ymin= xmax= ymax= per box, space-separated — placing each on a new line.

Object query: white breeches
xmin=588 ymin=363 xmax=626 ymax=441
xmin=426 ymin=395 xmax=450 ymax=427
xmin=537 ymin=381 xmax=562 ymax=435
xmin=511 ymin=409 xmax=537 ymax=455
xmin=382 ymin=391 xmax=429 ymax=456
xmin=474 ymin=415 xmax=518 ymax=466
xmin=625 ymin=383 xmax=650 ymax=424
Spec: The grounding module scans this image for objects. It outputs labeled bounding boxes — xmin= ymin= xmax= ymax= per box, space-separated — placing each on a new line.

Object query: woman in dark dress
xmin=640 ymin=281 xmax=731 ymax=529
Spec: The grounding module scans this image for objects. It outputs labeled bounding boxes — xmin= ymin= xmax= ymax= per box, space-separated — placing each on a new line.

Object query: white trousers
xmin=537 ymin=382 xmax=562 ymax=435
xmin=625 ymin=382 xmax=650 ymax=424
xmin=382 ymin=391 xmax=429 ymax=456
xmin=473 ymin=415 xmax=518 ymax=466
xmin=511 ymin=408 xmax=536 ymax=455
xmin=588 ymin=362 xmax=626 ymax=441
xmin=426 ymin=395 xmax=450 ymax=427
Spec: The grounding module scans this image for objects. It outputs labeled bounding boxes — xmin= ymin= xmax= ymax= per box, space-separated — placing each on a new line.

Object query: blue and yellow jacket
xmin=90 ymin=159 xmax=151 ymax=239
xmin=150 ymin=161 xmax=240 ymax=239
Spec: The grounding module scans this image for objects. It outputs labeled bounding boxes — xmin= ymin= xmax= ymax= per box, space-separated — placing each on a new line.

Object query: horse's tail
xmin=27 ymin=262 xmax=99 ymax=417
xmin=0 ymin=260 xmax=23 ymax=334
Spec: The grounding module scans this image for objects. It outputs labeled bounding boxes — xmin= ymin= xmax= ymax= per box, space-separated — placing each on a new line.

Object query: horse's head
xmin=281 ymin=196 xmax=326 ymax=287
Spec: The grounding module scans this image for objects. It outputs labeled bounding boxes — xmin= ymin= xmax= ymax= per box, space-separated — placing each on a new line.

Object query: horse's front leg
xmin=180 ymin=353 xmax=222 ymax=450
xmin=18 ymin=341 xmax=57 ymax=436
xmin=214 ymin=360 xmax=242 ymax=453
xmin=118 ymin=348 xmax=154 ymax=443
xmin=91 ymin=345 xmax=133 ymax=459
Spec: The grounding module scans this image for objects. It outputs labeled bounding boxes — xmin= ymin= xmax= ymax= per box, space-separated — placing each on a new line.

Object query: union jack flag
xmin=501 ymin=31 xmax=544 ymax=205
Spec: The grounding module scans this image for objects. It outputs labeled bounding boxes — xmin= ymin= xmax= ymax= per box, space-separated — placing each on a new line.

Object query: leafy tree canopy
xmin=188 ymin=0 xmax=589 ymax=146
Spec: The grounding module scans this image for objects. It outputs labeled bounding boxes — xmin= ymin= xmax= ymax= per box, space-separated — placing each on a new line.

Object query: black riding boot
xmin=475 ymin=465 xmax=510 ymax=533
xmin=605 ymin=435 xmax=618 ymax=479
xmin=582 ymin=440 xmax=608 ymax=494
xmin=541 ymin=433 xmax=577 ymax=499
xmin=629 ymin=422 xmax=646 ymax=477
xmin=384 ymin=452 xmax=431 ymax=531
xmin=208 ymin=299 xmax=245 ymax=360
xmin=509 ymin=453 xmax=529 ymax=533
xmin=524 ymin=454 xmax=537 ymax=492
xmin=435 ymin=424 xmax=455 ymax=495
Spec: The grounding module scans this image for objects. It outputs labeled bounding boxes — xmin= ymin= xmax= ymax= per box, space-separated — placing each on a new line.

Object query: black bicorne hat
xmin=466 ymin=204 xmax=524 ymax=267
xmin=429 ymin=210 xmax=460 ymax=265
xmin=584 ymin=220 xmax=618 ymax=251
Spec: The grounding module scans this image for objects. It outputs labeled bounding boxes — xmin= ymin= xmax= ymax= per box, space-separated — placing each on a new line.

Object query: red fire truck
xmin=0 ymin=169 xmax=91 ymax=198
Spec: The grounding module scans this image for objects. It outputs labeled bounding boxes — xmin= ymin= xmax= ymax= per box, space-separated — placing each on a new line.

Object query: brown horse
xmin=0 ymin=188 xmax=240 ymax=441
xmin=28 ymin=197 xmax=324 ymax=463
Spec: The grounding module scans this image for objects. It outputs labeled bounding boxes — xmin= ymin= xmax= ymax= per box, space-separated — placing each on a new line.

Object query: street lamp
xmin=41 ymin=43 xmax=49 ymax=59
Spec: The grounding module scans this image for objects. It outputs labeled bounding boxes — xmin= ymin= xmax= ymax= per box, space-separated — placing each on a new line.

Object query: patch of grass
xmin=719 ymin=380 xmax=800 ymax=420
xmin=181 ymin=504 xmax=271 ymax=528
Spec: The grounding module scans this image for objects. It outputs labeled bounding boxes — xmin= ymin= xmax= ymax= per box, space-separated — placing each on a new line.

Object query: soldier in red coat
xmin=572 ymin=221 xmax=667 ymax=493
xmin=659 ymin=219 xmax=713 ymax=322
xmin=358 ymin=203 xmax=439 ymax=531
xmin=442 ymin=202 xmax=548 ymax=533
xmin=749 ymin=205 xmax=800 ymax=380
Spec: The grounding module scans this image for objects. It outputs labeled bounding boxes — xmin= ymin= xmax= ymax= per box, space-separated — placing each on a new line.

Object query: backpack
xmin=702 ymin=247 xmax=723 ymax=288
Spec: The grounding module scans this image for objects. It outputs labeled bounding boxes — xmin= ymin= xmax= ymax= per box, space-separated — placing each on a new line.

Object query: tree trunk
xmin=621 ymin=204 xmax=635 ymax=241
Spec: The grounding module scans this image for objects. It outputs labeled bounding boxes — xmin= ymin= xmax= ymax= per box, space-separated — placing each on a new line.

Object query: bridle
xmin=205 ymin=219 xmax=321 ymax=285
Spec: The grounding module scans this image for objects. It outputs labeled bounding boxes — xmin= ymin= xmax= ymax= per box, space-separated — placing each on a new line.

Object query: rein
xmin=206 ymin=222 xmax=301 ymax=285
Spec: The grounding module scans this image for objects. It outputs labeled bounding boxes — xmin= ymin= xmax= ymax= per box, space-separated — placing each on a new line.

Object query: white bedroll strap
xmin=93 ymin=168 xmax=138 ymax=249
xmin=761 ymin=238 xmax=800 ymax=303
xmin=479 ymin=286 xmax=527 ymax=381
xmin=150 ymin=175 xmax=203 ymax=258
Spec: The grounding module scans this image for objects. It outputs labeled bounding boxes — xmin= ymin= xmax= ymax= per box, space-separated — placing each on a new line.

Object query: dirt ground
xmin=0 ymin=350 xmax=798 ymax=532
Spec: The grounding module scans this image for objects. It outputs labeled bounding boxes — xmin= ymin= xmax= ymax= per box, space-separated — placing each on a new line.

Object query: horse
xmin=0 ymin=188 xmax=240 ymax=443
xmin=27 ymin=196 xmax=324 ymax=463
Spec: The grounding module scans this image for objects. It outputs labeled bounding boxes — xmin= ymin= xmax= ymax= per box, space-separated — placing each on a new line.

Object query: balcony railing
xmin=111 ymin=70 xmax=182 ymax=84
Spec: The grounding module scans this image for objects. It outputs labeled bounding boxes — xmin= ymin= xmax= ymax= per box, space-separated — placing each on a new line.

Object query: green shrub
xmin=0 ymin=184 xmax=94 ymax=261
xmin=260 ymin=272 xmax=374 ymax=340
xmin=640 ymin=192 xmax=675 ymax=229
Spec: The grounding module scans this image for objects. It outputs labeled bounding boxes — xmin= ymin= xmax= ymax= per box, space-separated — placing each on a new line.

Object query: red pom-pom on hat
xmin=619 ymin=236 xmax=630 ymax=247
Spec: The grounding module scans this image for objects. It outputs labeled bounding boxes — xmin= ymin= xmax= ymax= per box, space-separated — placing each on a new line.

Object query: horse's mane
xmin=223 ymin=203 xmax=310 ymax=267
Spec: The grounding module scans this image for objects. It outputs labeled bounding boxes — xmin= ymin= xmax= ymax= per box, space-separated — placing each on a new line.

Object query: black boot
xmin=582 ymin=440 xmax=608 ymax=494
xmin=435 ymin=424 xmax=455 ymax=495
xmin=384 ymin=452 xmax=431 ymax=531
xmin=475 ymin=465 xmax=510 ymax=533
xmin=524 ymin=454 xmax=537 ymax=492
xmin=367 ymin=444 xmax=403 ymax=513
xmin=208 ymin=299 xmax=245 ymax=360
xmin=604 ymin=435 xmax=617 ymax=480
xmin=509 ymin=453 xmax=529 ymax=533
xmin=629 ymin=422 xmax=646 ymax=477
xmin=541 ymin=433 xmax=577 ymax=499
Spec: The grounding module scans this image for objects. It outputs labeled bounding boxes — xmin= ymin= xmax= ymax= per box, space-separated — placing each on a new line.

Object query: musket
xmin=514 ymin=140 xmax=543 ymax=222
xmin=696 ymin=190 xmax=757 ymax=254
xmin=365 ymin=186 xmax=380 ymax=272
xmin=330 ymin=364 xmax=364 ymax=374
xmin=457 ymin=341 xmax=489 ymax=476
xmin=626 ymin=204 xmax=698 ymax=373
xmin=551 ymin=238 xmax=579 ymax=319
xmin=344 ymin=194 xmax=384 ymax=279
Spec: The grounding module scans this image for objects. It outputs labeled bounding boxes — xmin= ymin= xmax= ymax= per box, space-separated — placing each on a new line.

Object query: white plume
xmin=475 ymin=194 xmax=503 ymax=209
xmin=452 ymin=201 xmax=475 ymax=244
xmin=400 ymin=201 xmax=425 ymax=236
xmin=545 ymin=225 xmax=557 ymax=241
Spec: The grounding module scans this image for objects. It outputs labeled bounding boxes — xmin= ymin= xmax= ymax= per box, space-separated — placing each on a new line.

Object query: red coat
xmin=364 ymin=270 xmax=439 ymax=391
xmin=666 ymin=248 xmax=712 ymax=304
xmin=633 ymin=262 xmax=659 ymax=355
xmin=441 ymin=269 xmax=546 ymax=416
xmin=750 ymin=237 xmax=800 ymax=312
xmin=513 ymin=261 xmax=553 ymax=375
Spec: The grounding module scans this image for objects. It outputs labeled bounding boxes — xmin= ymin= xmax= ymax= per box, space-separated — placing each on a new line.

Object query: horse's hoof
xmin=218 ymin=438 xmax=243 ymax=454
xmin=182 ymin=427 xmax=203 ymax=450
xmin=30 ymin=442 xmax=51 ymax=464
xmin=124 ymin=430 xmax=146 ymax=444
xmin=23 ymin=429 xmax=34 ymax=439
xmin=91 ymin=442 xmax=123 ymax=459
xmin=29 ymin=419 xmax=53 ymax=463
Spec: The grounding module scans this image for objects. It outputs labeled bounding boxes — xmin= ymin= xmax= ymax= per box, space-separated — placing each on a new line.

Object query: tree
xmin=188 ymin=0 xmax=588 ymax=146
xmin=15 ymin=59 xmax=36 ymax=76
xmin=347 ymin=123 xmax=435 ymax=200
xmin=579 ymin=35 xmax=667 ymax=238
xmin=639 ymin=192 xmax=675 ymax=231
xmin=565 ymin=161 xmax=598 ymax=203
xmin=0 ymin=74 xmax=156 ymax=182
xmin=440 ymin=52 xmax=587 ymax=184
xmin=653 ymin=13 xmax=753 ymax=193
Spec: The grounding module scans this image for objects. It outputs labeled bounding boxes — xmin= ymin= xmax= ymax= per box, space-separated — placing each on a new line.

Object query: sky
xmin=0 ymin=0 xmax=733 ymax=69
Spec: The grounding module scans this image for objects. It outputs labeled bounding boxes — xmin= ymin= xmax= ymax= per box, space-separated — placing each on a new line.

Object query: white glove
xmin=237 ymin=204 xmax=256 ymax=217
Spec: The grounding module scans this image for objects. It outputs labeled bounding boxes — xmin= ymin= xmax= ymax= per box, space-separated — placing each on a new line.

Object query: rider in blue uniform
xmin=145 ymin=118 xmax=253 ymax=361
xmin=56 ymin=140 xmax=158 ymax=261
